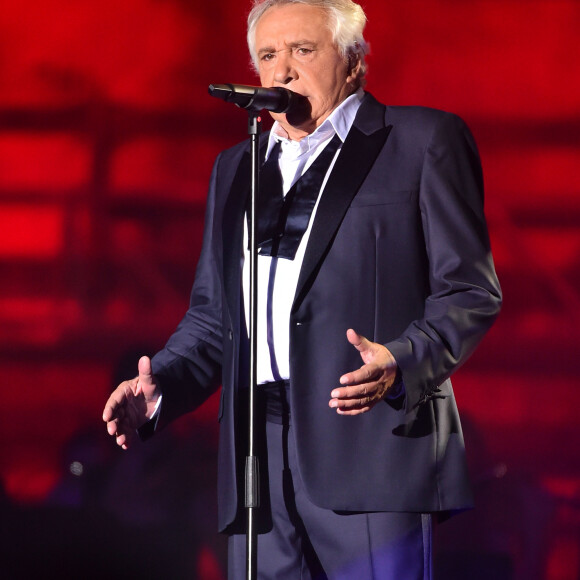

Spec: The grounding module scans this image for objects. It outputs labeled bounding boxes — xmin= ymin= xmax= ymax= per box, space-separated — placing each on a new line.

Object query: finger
xmin=331 ymin=392 xmax=373 ymax=409
xmin=331 ymin=379 xmax=393 ymax=415
xmin=329 ymin=392 xmax=374 ymax=414
xmin=102 ymin=390 xmax=124 ymax=422
xmin=339 ymin=364 xmax=379 ymax=386
xmin=336 ymin=406 xmax=372 ymax=416
xmin=340 ymin=356 xmax=384 ymax=385
xmin=102 ymin=402 xmax=115 ymax=423
xmin=106 ymin=418 xmax=119 ymax=436
xmin=115 ymin=431 xmax=132 ymax=450
xmin=331 ymin=383 xmax=375 ymax=400
xmin=102 ymin=379 xmax=137 ymax=422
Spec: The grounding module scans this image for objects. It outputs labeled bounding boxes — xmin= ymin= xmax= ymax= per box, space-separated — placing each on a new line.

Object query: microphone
xmin=208 ymin=83 xmax=296 ymax=113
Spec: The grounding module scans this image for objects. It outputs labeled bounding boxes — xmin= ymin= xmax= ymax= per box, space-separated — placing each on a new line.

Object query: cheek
xmin=315 ymin=68 xmax=346 ymax=95
xmin=258 ymin=68 xmax=271 ymax=87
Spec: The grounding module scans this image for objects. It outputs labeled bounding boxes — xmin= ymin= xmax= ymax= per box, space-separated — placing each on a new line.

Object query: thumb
xmin=137 ymin=355 xmax=154 ymax=386
xmin=346 ymin=328 xmax=370 ymax=353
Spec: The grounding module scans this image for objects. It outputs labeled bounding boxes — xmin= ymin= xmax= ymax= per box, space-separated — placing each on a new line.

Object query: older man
xmin=103 ymin=0 xmax=501 ymax=578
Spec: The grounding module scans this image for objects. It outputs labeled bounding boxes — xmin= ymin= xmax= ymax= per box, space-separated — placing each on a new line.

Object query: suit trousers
xmin=227 ymin=395 xmax=433 ymax=580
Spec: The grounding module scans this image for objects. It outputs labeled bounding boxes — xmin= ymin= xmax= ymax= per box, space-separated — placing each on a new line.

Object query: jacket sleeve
xmin=149 ymin=153 xmax=226 ymax=428
xmin=385 ymin=112 xmax=502 ymax=411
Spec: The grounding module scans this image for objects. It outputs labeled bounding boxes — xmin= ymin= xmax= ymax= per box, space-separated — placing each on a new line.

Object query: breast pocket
xmin=349 ymin=190 xmax=416 ymax=208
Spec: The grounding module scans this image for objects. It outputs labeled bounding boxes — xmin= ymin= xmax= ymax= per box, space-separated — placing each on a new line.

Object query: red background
xmin=1 ymin=1 xmax=579 ymax=578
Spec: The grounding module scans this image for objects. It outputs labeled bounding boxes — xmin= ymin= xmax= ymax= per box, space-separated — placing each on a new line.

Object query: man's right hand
xmin=102 ymin=356 xmax=160 ymax=450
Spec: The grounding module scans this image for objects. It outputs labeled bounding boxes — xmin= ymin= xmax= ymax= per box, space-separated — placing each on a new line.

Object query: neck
xmin=275 ymin=122 xmax=314 ymax=142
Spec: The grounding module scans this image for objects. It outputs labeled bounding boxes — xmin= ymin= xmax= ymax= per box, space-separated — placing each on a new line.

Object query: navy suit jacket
xmin=150 ymin=93 xmax=502 ymax=532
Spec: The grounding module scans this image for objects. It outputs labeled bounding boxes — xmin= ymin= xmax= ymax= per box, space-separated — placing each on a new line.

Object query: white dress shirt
xmin=242 ymin=89 xmax=364 ymax=384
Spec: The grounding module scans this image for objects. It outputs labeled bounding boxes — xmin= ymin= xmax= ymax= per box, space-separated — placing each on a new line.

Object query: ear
xmin=346 ymin=51 xmax=362 ymax=84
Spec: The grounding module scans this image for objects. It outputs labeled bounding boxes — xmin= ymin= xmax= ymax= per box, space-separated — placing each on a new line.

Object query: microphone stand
xmin=208 ymin=84 xmax=295 ymax=580
xmin=245 ymin=110 xmax=261 ymax=580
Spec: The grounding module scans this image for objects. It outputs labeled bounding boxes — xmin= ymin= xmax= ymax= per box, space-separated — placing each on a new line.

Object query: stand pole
xmin=245 ymin=111 xmax=261 ymax=580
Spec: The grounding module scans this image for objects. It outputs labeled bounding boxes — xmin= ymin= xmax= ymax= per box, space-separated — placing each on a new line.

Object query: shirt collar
xmin=266 ymin=88 xmax=364 ymax=160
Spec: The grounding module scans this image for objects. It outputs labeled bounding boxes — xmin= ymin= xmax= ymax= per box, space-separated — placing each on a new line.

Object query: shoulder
xmin=375 ymin=100 xmax=476 ymax=157
xmin=215 ymin=139 xmax=249 ymax=167
xmin=365 ymin=92 xmax=464 ymax=125
xmin=359 ymin=93 xmax=473 ymax=145
xmin=385 ymin=105 xmax=470 ymax=139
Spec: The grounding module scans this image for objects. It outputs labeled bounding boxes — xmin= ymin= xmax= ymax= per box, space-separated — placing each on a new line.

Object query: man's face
xmin=254 ymin=3 xmax=360 ymax=139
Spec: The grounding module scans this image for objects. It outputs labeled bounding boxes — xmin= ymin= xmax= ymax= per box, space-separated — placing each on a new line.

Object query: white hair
xmin=247 ymin=0 xmax=369 ymax=82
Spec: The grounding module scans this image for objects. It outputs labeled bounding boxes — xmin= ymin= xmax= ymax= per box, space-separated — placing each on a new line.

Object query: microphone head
xmin=208 ymin=83 xmax=296 ymax=113
xmin=208 ymin=83 xmax=236 ymax=102
xmin=251 ymin=87 xmax=293 ymax=113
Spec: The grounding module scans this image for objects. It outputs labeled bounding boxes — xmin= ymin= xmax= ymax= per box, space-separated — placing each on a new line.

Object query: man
xmin=103 ymin=0 xmax=502 ymax=578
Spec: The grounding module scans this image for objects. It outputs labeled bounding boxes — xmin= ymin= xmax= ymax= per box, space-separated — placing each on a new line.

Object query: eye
xmin=260 ymin=52 xmax=275 ymax=62
xmin=295 ymin=47 xmax=314 ymax=57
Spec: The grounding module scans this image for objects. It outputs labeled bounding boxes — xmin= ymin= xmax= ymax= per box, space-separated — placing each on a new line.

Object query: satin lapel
xmin=222 ymin=139 xmax=269 ymax=318
xmin=293 ymin=95 xmax=391 ymax=311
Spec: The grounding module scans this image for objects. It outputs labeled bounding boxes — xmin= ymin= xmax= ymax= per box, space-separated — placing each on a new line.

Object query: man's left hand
xmin=329 ymin=329 xmax=398 ymax=415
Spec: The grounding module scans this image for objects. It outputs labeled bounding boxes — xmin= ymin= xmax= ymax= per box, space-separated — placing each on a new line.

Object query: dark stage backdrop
xmin=0 ymin=1 xmax=579 ymax=578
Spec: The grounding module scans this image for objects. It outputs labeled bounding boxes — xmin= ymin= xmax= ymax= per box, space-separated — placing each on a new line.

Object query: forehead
xmin=254 ymin=3 xmax=333 ymax=47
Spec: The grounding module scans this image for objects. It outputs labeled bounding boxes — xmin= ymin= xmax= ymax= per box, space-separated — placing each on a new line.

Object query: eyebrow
xmin=257 ymin=40 xmax=318 ymax=57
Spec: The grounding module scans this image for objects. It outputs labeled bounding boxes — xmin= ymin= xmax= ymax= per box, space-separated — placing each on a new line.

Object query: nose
xmin=272 ymin=50 xmax=296 ymax=85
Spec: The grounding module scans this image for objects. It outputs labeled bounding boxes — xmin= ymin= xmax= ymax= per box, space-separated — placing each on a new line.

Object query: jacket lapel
xmin=292 ymin=93 xmax=391 ymax=311
xmin=222 ymin=139 xmax=269 ymax=320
